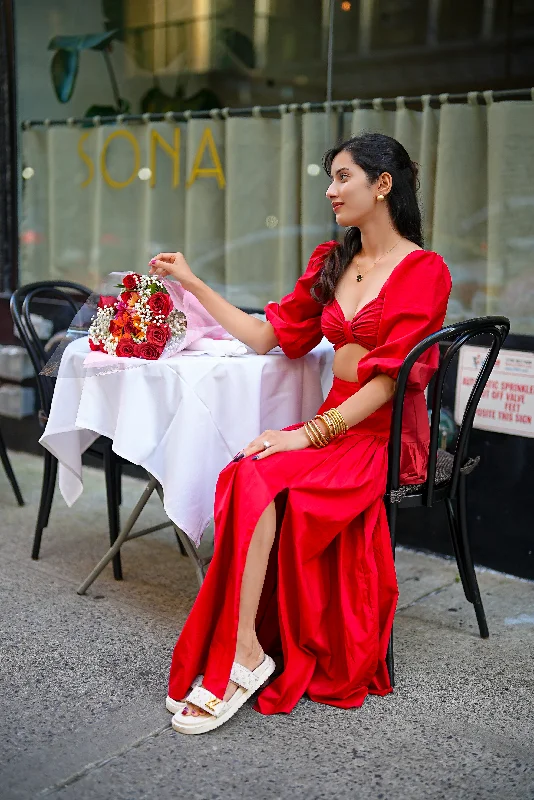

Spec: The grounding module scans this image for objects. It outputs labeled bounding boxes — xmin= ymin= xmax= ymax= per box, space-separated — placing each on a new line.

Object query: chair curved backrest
xmin=387 ymin=316 xmax=510 ymax=506
xmin=10 ymin=280 xmax=91 ymax=420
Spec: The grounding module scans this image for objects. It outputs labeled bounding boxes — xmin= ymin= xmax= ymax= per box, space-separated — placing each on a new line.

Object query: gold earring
xmin=377 ymin=194 xmax=385 ymax=201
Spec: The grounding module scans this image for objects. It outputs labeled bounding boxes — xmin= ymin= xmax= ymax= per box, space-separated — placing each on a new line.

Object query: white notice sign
xmin=455 ymin=346 xmax=534 ymax=438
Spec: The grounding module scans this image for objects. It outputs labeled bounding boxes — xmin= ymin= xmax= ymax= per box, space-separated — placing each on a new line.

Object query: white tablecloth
xmin=40 ymin=338 xmax=334 ymax=545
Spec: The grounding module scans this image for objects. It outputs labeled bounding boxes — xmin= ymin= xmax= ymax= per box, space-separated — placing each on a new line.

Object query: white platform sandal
xmin=171 ymin=654 xmax=276 ymax=735
xmin=165 ymin=675 xmax=203 ymax=715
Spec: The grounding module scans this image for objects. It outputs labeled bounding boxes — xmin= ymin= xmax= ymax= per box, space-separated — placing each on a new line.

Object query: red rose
xmin=98 ymin=295 xmax=117 ymax=309
xmin=89 ymin=338 xmax=103 ymax=351
xmin=115 ymin=337 xmax=136 ymax=358
xmin=137 ymin=341 xmax=164 ymax=360
xmin=146 ymin=323 xmax=170 ymax=347
xmin=122 ymin=273 xmax=141 ymax=290
xmin=148 ymin=291 xmax=172 ymax=317
xmin=124 ymin=317 xmax=142 ymax=337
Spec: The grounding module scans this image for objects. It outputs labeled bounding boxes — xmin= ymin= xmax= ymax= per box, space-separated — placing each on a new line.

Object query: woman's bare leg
xmin=235 ymin=500 xmax=277 ymax=657
xmin=183 ymin=501 xmax=277 ymax=715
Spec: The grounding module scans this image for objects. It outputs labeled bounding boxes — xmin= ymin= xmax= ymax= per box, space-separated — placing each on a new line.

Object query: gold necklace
xmin=354 ymin=239 xmax=402 ymax=282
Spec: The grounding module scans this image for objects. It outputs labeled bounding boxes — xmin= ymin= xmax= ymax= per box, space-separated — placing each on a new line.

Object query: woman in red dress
xmin=149 ymin=132 xmax=452 ymax=735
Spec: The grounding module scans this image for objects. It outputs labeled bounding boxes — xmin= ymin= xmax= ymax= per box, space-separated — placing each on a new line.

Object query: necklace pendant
xmin=356 ymin=274 xmax=362 ymax=282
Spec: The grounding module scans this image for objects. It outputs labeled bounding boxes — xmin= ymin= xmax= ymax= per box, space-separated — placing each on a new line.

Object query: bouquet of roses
xmin=88 ymin=272 xmax=187 ymax=360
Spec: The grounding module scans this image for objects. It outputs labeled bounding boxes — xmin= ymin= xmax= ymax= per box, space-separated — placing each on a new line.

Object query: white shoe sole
xmin=171 ymin=654 xmax=276 ymax=735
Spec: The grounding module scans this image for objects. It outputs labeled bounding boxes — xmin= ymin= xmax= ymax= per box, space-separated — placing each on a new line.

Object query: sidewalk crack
xmin=38 ymin=722 xmax=172 ymax=796
xmin=397 ymin=579 xmax=458 ymax=612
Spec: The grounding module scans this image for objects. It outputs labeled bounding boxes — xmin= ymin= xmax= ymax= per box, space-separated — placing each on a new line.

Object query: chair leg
xmin=115 ymin=460 xmax=122 ymax=507
xmin=103 ymin=445 xmax=123 ymax=581
xmin=32 ymin=450 xmax=57 ymax=559
xmin=385 ymin=498 xmax=397 ymax=687
xmin=386 ymin=632 xmax=395 ymax=688
xmin=457 ymin=477 xmax=489 ymax=638
xmin=0 ymin=426 xmax=24 ymax=506
xmin=445 ymin=497 xmax=473 ymax=603
xmin=42 ymin=454 xmax=58 ymax=529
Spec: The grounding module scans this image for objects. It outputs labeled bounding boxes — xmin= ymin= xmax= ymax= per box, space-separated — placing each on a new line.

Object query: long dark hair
xmin=312 ymin=132 xmax=423 ymax=304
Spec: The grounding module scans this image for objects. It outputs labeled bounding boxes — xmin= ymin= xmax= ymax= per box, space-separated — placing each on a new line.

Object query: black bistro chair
xmin=385 ymin=315 xmax=510 ymax=683
xmin=0 ymin=424 xmax=24 ymax=505
xmin=10 ymin=280 xmax=125 ymax=579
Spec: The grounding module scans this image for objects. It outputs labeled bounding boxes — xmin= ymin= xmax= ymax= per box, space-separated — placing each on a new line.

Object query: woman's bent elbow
xmin=254 ymin=326 xmax=279 ymax=355
xmin=254 ymin=341 xmax=278 ymax=356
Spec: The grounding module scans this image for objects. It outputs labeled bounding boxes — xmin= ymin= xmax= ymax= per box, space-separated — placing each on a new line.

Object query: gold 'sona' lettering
xmin=78 ymin=127 xmax=225 ymax=190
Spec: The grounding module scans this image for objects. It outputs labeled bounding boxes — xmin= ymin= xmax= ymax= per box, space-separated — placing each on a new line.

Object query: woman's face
xmin=325 ymin=151 xmax=377 ymax=227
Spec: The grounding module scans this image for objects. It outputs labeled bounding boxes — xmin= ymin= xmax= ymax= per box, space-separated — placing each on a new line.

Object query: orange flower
xmin=109 ymin=318 xmax=124 ymax=337
xmin=120 ymin=290 xmax=140 ymax=307
xmin=125 ymin=314 xmax=143 ymax=338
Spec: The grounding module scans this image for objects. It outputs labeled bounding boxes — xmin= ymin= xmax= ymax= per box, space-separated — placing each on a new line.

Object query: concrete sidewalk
xmin=1 ymin=452 xmax=533 ymax=800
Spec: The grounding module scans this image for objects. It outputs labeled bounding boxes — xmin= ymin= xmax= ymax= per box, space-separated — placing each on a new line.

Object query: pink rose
xmin=137 ymin=341 xmax=164 ymax=360
xmin=147 ymin=291 xmax=172 ymax=317
xmin=122 ymin=273 xmax=141 ymax=290
xmin=98 ymin=295 xmax=117 ymax=309
xmin=115 ymin=337 xmax=136 ymax=358
xmin=146 ymin=323 xmax=170 ymax=347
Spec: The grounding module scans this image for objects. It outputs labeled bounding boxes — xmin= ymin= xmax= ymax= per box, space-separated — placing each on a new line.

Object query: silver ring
xmin=262 ymin=440 xmax=271 ymax=450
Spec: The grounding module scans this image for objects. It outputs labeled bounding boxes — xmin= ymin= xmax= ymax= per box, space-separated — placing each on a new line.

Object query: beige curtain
xmin=21 ymin=94 xmax=534 ymax=331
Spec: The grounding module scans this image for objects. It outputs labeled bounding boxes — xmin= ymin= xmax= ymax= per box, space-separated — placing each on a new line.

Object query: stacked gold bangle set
xmin=304 ymin=408 xmax=348 ymax=448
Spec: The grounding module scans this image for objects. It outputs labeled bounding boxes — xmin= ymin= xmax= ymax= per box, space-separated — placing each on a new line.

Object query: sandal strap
xmin=230 ymin=658 xmax=263 ymax=691
xmin=186 ymin=686 xmax=227 ymax=717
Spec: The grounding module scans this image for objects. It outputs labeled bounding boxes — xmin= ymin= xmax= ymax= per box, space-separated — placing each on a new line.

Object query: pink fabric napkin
xmin=163 ymin=281 xmax=232 ymax=349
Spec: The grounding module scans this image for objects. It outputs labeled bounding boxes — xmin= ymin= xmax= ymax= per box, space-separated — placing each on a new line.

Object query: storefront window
xmin=12 ymin=0 xmax=534 ymax=334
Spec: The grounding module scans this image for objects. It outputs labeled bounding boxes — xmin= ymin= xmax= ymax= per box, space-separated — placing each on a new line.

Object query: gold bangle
xmin=304 ymin=421 xmax=322 ymax=448
xmin=303 ymin=422 xmax=318 ymax=447
xmin=323 ymin=408 xmax=348 ymax=435
xmin=336 ymin=410 xmax=348 ymax=434
xmin=328 ymin=408 xmax=348 ymax=433
xmin=315 ymin=414 xmax=337 ymax=439
xmin=308 ymin=418 xmax=330 ymax=447
xmin=319 ymin=411 xmax=340 ymax=437
xmin=327 ymin=412 xmax=347 ymax=435
xmin=319 ymin=412 xmax=341 ymax=436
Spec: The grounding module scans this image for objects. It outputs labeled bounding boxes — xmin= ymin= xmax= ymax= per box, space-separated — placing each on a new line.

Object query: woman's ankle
xmin=235 ymin=632 xmax=262 ymax=664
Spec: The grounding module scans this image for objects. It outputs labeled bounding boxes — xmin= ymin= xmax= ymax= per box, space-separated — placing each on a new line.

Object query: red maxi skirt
xmin=168 ymin=377 xmax=430 ymax=714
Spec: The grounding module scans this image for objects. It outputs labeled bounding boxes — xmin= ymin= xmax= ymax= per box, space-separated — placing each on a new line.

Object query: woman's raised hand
xmin=233 ymin=427 xmax=310 ymax=462
xmin=148 ymin=252 xmax=196 ymax=289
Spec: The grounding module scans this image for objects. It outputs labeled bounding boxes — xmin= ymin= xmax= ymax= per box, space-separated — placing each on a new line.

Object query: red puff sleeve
xmin=264 ymin=241 xmax=337 ymax=359
xmin=357 ymin=251 xmax=452 ymax=391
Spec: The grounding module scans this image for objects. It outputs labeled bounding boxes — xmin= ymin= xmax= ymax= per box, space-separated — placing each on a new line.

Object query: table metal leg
xmin=77 ymin=477 xmax=158 ymax=594
xmin=77 ymin=475 xmax=210 ymax=595
xmin=154 ymin=483 xmax=210 ymax=589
